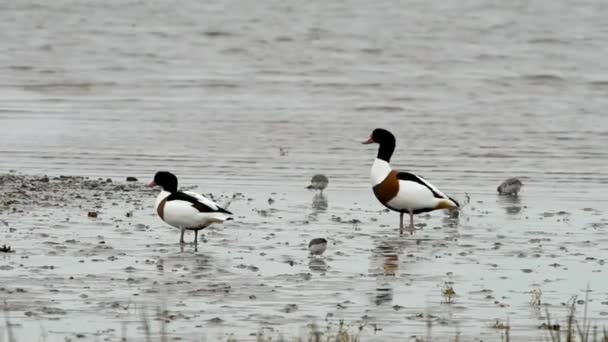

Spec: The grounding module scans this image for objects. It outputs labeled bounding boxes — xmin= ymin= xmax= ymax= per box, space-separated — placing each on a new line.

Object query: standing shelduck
xmin=362 ymin=128 xmax=459 ymax=234
xmin=148 ymin=171 xmax=233 ymax=244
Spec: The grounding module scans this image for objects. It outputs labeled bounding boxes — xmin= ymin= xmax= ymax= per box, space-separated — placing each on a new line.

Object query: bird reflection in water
xmin=498 ymin=193 xmax=523 ymax=215
xmin=371 ymin=245 xmax=397 ymax=305
xmin=311 ymin=193 xmax=328 ymax=212
xmin=375 ymin=284 xmax=393 ymax=306
xmin=160 ymin=250 xmax=214 ymax=277
xmin=369 ymin=240 xmax=407 ymax=306
xmin=192 ymin=253 xmax=213 ymax=273
xmin=308 ymin=257 xmax=328 ymax=273
xmin=442 ymin=207 xmax=461 ymax=229
xmin=371 ymin=242 xmax=401 ymax=276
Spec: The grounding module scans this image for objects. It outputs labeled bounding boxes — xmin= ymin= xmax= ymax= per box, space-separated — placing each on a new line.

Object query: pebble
xmin=282 ymin=304 xmax=298 ymax=313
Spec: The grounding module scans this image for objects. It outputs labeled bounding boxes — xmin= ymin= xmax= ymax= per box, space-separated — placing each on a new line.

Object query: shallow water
xmin=1 ymin=0 xmax=608 ymax=341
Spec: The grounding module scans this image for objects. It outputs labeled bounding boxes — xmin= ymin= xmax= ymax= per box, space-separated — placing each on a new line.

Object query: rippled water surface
xmin=1 ymin=0 xmax=607 ymax=341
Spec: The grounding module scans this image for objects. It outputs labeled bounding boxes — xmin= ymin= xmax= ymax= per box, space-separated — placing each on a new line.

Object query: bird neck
xmin=377 ymin=139 xmax=395 ymax=162
xmin=371 ymin=158 xmax=392 ymax=186
xmin=155 ymin=190 xmax=172 ymax=208
xmin=163 ymin=180 xmax=178 ymax=193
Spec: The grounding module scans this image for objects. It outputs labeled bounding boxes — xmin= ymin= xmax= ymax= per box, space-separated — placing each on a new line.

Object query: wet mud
xmin=1 ymin=172 xmax=607 ymax=341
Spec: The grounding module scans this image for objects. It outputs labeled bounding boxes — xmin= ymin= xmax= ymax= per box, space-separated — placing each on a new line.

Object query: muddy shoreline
xmin=3 ymin=0 xmax=608 ymax=339
xmin=1 ymin=171 xmax=607 ymax=341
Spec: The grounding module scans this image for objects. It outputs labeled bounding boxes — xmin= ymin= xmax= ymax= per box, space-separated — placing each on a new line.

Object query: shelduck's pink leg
xmin=180 ymin=228 xmax=186 ymax=244
xmin=407 ymin=210 xmax=415 ymax=235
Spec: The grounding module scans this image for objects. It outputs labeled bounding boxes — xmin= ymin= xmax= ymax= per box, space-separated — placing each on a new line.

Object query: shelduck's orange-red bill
xmin=362 ymin=137 xmax=375 ymax=144
xmin=147 ymin=181 xmax=157 ymax=187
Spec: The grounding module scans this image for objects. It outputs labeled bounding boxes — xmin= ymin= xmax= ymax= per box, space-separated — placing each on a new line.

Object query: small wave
xmin=389 ymin=96 xmax=421 ymax=102
xmin=522 ymin=74 xmax=565 ymax=84
xmin=527 ymin=38 xmax=568 ymax=45
xmin=360 ymin=48 xmax=382 ymax=55
xmin=555 ymin=136 xmax=584 ymax=141
xmin=355 ymin=105 xmax=403 ymax=112
xmin=587 ymin=80 xmax=608 ymax=88
xmin=220 ymin=47 xmax=248 ymax=55
xmin=201 ymin=30 xmax=234 ymax=38
xmin=275 ymin=36 xmax=293 ymax=42
xmin=476 ymin=53 xmax=507 ymax=60
xmin=205 ymin=81 xmax=239 ymax=89
xmin=100 ymin=66 xmax=128 ymax=72
xmin=23 ymin=81 xmax=118 ymax=91
xmin=460 ymin=152 xmax=514 ymax=159
xmin=8 ymin=65 xmax=34 ymax=71
xmin=149 ymin=31 xmax=170 ymax=38
xmin=482 ymin=77 xmax=513 ymax=87
xmin=311 ymin=82 xmax=382 ymax=89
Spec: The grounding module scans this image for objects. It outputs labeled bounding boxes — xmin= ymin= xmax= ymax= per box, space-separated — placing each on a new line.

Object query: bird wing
xmin=396 ymin=172 xmax=447 ymax=199
xmin=396 ymin=172 xmax=459 ymax=207
xmin=168 ymin=191 xmax=232 ymax=215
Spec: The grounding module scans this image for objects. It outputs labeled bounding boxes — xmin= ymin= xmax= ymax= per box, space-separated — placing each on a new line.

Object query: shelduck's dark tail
xmin=448 ymin=196 xmax=460 ymax=208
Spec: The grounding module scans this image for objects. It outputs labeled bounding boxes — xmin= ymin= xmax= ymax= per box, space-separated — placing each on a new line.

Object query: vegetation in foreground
xmin=2 ymin=292 xmax=608 ymax=341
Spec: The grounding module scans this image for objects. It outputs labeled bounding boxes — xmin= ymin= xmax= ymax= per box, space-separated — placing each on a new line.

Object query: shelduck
xmin=362 ymin=128 xmax=459 ymax=234
xmin=148 ymin=171 xmax=233 ymax=244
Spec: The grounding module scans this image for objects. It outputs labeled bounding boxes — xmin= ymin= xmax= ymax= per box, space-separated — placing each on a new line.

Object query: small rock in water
xmin=126 ymin=176 xmax=138 ymax=182
xmin=308 ymin=238 xmax=328 ymax=255
xmin=497 ymin=177 xmax=523 ymax=195
xmin=87 ymin=211 xmax=98 ymax=218
xmin=282 ymin=304 xmax=298 ymax=313
xmin=539 ymin=323 xmax=561 ymax=331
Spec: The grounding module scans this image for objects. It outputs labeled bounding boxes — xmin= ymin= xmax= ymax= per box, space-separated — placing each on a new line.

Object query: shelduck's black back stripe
xmin=215 ymin=206 xmax=232 ymax=215
xmin=396 ymin=172 xmax=444 ymax=199
xmin=166 ymin=192 xmax=233 ymax=215
xmin=448 ymin=196 xmax=460 ymax=207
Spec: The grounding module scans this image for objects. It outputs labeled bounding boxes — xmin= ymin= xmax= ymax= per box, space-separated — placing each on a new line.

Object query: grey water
xmin=1 ymin=0 xmax=607 ymax=341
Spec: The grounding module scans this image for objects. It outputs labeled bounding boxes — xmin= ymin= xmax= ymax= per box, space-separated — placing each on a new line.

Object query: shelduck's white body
xmin=370 ymin=159 xmax=455 ymax=213
xmin=154 ymin=190 xmax=231 ymax=230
